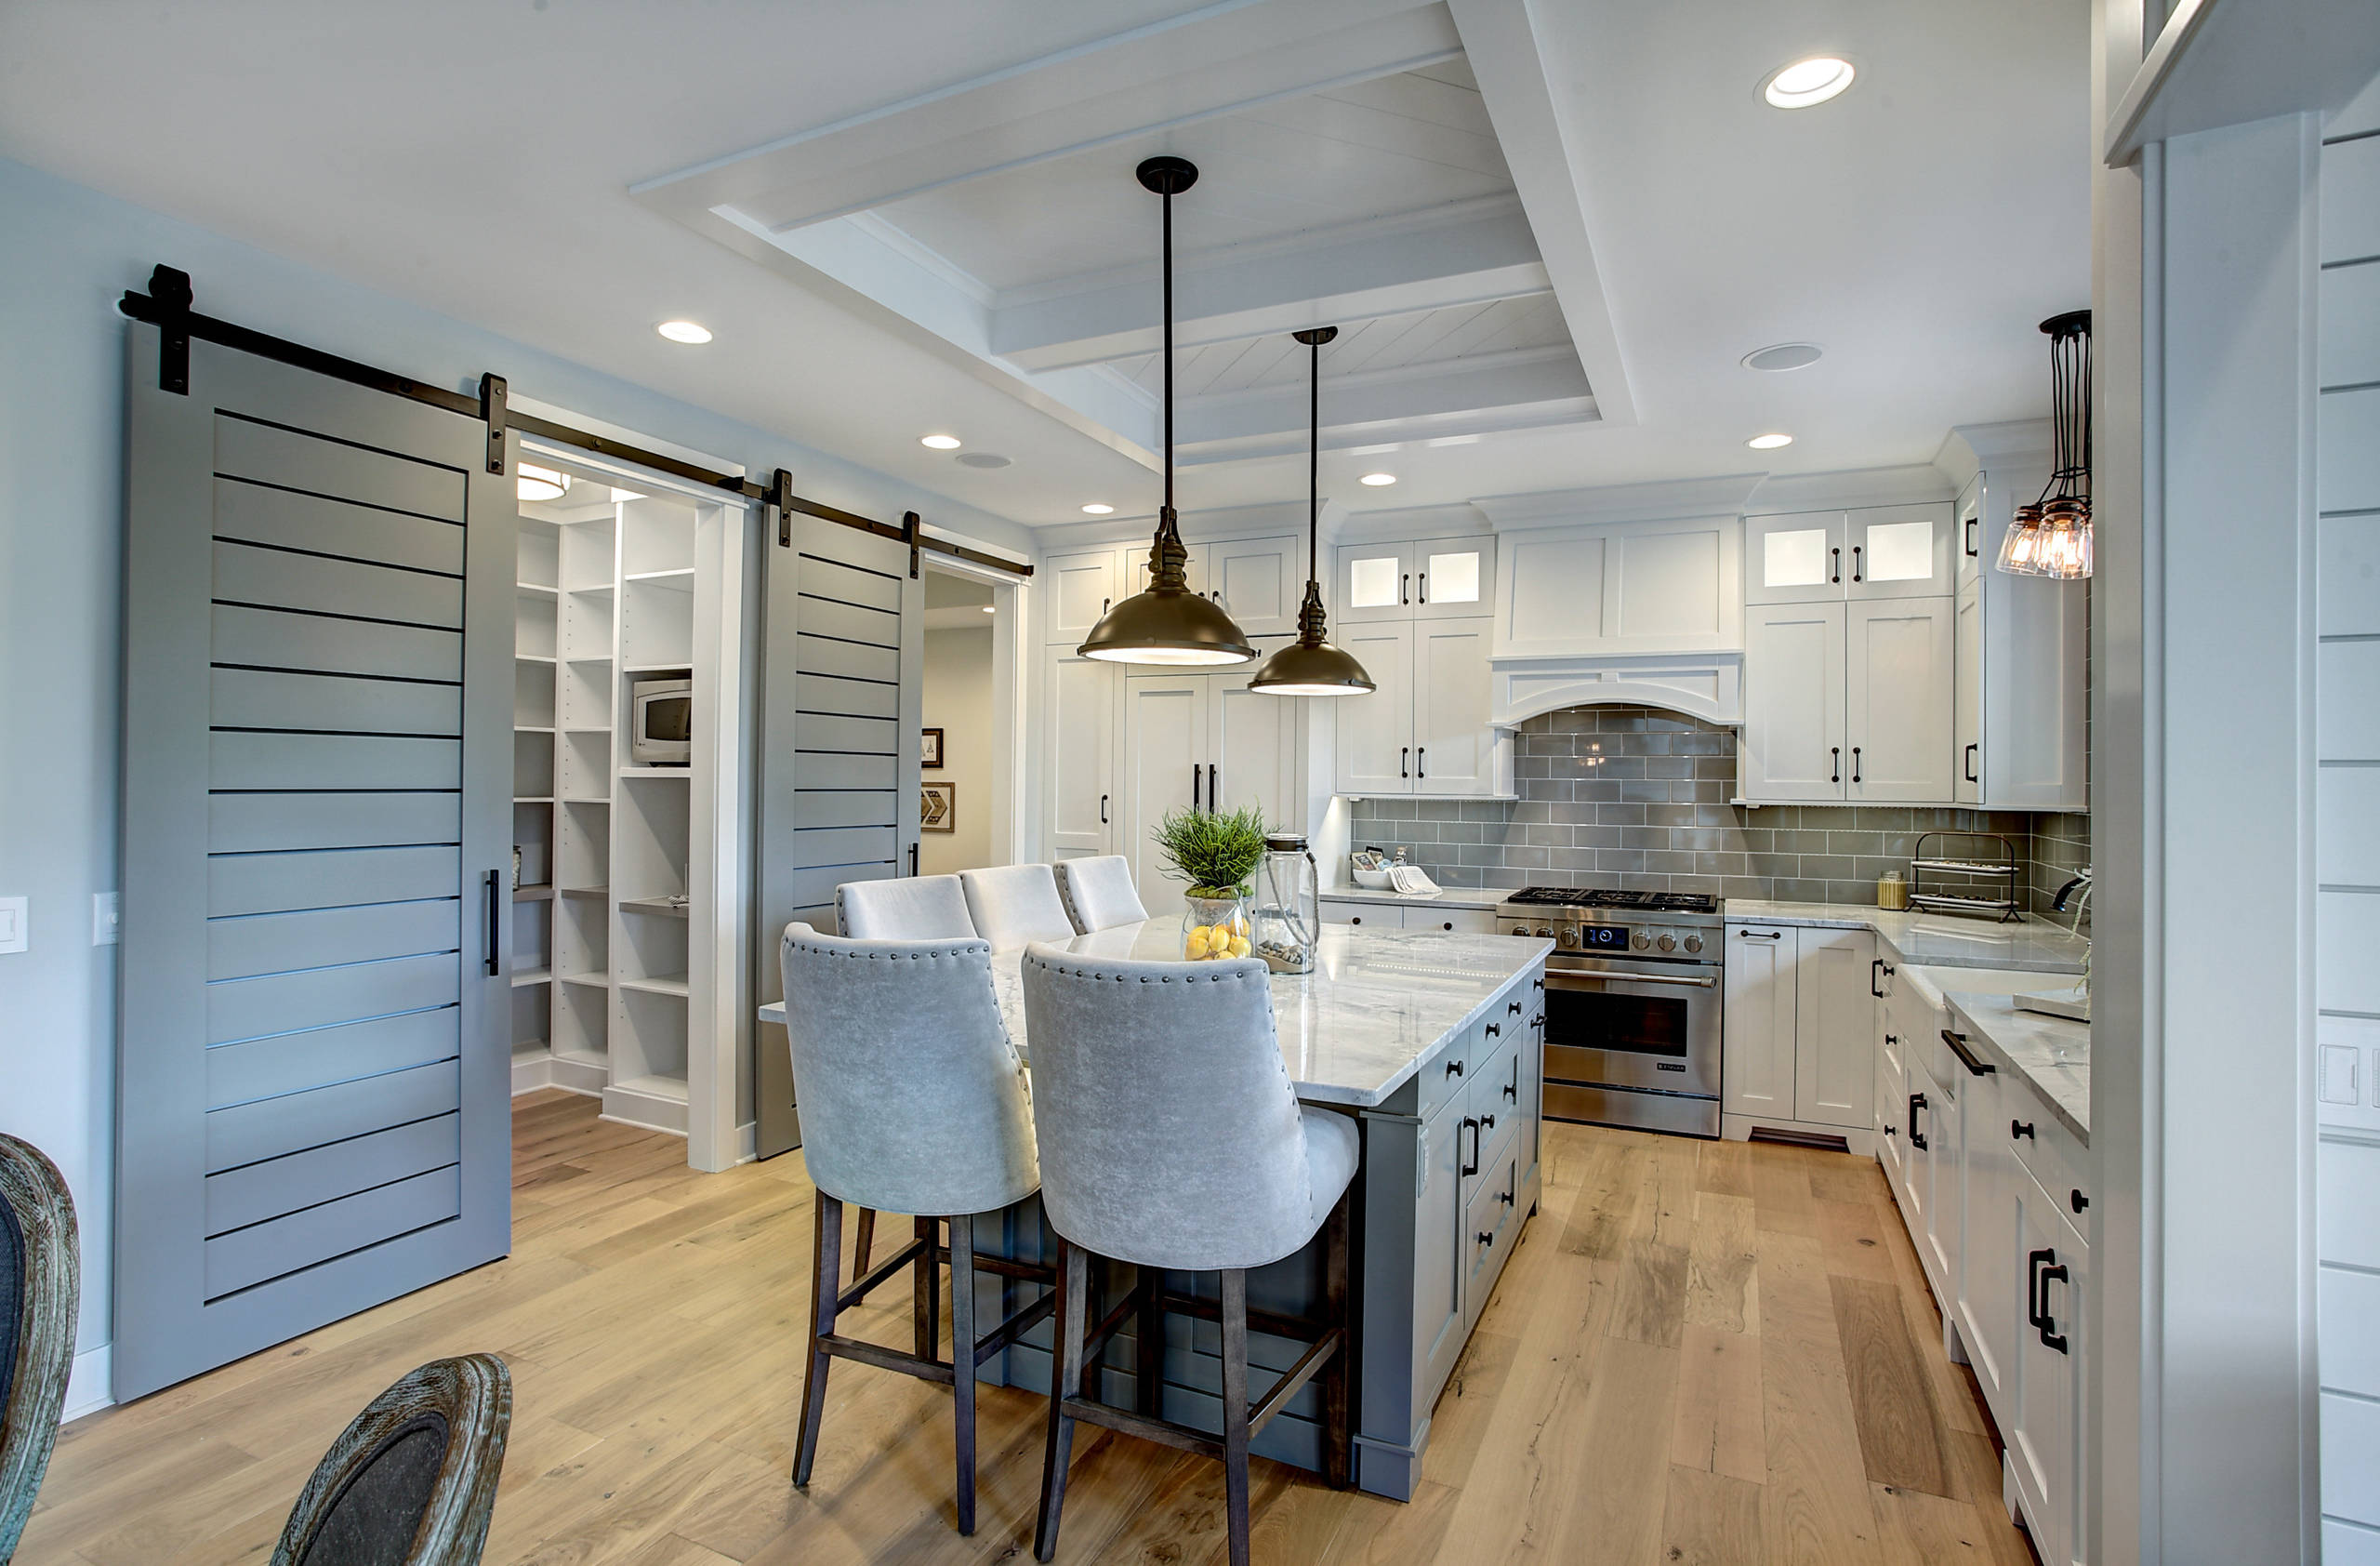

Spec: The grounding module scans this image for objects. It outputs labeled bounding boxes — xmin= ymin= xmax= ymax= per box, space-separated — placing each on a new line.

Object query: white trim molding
xmin=1491 ymin=651 xmax=1743 ymax=728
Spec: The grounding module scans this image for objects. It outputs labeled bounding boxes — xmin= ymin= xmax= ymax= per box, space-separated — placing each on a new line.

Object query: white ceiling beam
xmin=1177 ymin=352 xmax=1594 ymax=462
xmin=631 ymin=0 xmax=1460 ymax=230
xmin=1445 ymin=0 xmax=1636 ymax=427
xmin=991 ymin=200 xmax=1551 ymax=370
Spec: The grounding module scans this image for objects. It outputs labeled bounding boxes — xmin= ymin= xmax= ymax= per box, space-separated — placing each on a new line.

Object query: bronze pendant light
xmin=1077 ymin=156 xmax=1257 ymax=666
xmin=1997 ymin=309 xmax=2094 ymax=579
xmin=1250 ymin=327 xmax=1375 ymax=696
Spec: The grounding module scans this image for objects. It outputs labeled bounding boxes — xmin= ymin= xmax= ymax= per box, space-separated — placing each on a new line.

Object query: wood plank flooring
xmin=21 ymin=1092 xmax=2039 ymax=1565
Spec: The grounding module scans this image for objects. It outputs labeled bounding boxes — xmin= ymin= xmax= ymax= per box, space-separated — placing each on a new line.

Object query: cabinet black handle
xmin=1400 ymin=746 xmax=1409 ymax=779
xmin=1441 ymin=921 xmax=1454 ymax=931
xmin=1461 ymin=1117 xmax=1480 ymax=1176
xmin=1534 ymin=977 xmax=1546 ymax=990
xmin=1192 ymin=763 xmax=1201 ymax=810
xmin=1909 ymin=1093 xmax=1928 ymax=1150
xmin=1852 ymin=544 xmax=1864 ymax=583
xmin=1500 ymin=1173 xmax=1516 ymax=1207
xmin=1504 ymin=1056 xmax=1519 ymax=1103
xmin=1417 ymin=746 xmax=1426 ymax=780
xmin=1830 ymin=546 xmax=1841 ymax=584
xmin=1100 ymin=793 xmax=1110 ymax=825
xmin=1447 ymin=1058 xmax=1465 ymax=1079
xmin=1964 ymin=516 xmax=1978 ymax=557
xmin=1401 ymin=571 xmax=1410 ymax=605
xmin=1486 ymin=1022 xmax=1501 ymax=1039
xmin=483 ymin=870 xmax=500 ymax=976
xmin=1476 ymin=1230 xmax=1495 ymax=1248
xmin=1208 ymin=763 xmax=1218 ymax=807
xmin=1101 ymin=596 xmax=1110 ymax=616
xmin=1885 ymin=1032 xmax=1898 ymax=1048
xmin=2070 ymin=1188 xmax=2090 ymax=1214
xmin=1739 ymin=928 xmax=1783 ymax=941
xmin=2030 ymin=1250 xmax=2070 ymax=1353
xmin=1852 ymin=746 xmax=1862 ymax=784
xmin=1418 ymin=571 xmax=1428 ymax=604
xmin=1941 ymin=1029 xmax=1995 ymax=1076
xmin=1884 ymin=1123 xmax=1898 ymax=1137
xmin=2012 ymin=1119 xmax=2035 ymax=1140
xmin=1509 ymin=1001 xmax=1524 ymax=1015
xmin=1530 ymin=1014 xmax=1544 ymax=1029
xmin=1481 ymin=1112 xmax=1497 ymax=1132
xmin=1871 ymin=958 xmax=1886 ymax=998
xmin=2028 ymin=1247 xmax=2053 ymax=1331
xmin=1831 ymin=747 xmax=1841 ymax=784
xmin=1964 ymin=743 xmax=1979 ymax=783
xmin=909 ymin=843 xmax=919 ymax=876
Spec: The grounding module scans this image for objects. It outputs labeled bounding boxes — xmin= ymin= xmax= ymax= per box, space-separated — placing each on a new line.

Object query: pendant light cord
xmin=1309 ymin=333 xmax=1320 ymax=573
xmin=1163 ymin=187 xmax=1175 ymax=516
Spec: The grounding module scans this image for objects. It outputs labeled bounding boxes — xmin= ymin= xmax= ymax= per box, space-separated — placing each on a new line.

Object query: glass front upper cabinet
xmin=1746 ymin=504 xmax=1955 ymax=604
xmin=1335 ymin=536 xmax=1496 ymax=623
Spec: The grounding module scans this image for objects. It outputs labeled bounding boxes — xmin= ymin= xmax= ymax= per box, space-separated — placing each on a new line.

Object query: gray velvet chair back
xmin=959 ymin=865 xmax=1078 ymax=950
xmin=1053 ymin=856 xmax=1149 ymax=934
xmin=1021 ymin=948 xmax=1338 ymax=1271
xmin=778 ymin=923 xmax=1038 ymax=1215
xmin=836 ymin=874 xmax=976 ymax=940
xmin=0 ymin=1134 xmax=76 ymax=1565
xmin=270 ymin=1354 xmax=509 ymax=1566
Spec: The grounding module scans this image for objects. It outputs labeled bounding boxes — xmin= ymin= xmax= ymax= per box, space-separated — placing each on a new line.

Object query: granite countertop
xmin=1319 ymin=883 xmax=1504 ymax=910
xmin=1723 ymin=898 xmax=2090 ymax=975
xmin=760 ymin=920 xmax=1554 ymax=1109
xmin=1945 ymin=989 xmax=2091 ymax=1143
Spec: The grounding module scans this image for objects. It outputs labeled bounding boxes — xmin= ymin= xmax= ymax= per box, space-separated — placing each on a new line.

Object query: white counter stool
xmin=960 ymin=864 xmax=1077 ymax=949
xmin=778 ymin=922 xmax=1054 ymax=1536
xmin=1053 ymin=856 xmax=1148 ymax=934
xmin=1019 ymin=946 xmax=1356 ymax=1566
xmin=830 ymin=873 xmax=981 ymax=1279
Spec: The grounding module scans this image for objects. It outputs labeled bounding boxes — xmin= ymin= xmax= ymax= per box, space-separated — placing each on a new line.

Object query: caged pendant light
xmin=1249 ymin=327 xmax=1376 ymax=697
xmin=1998 ymin=310 xmax=2094 ymax=579
xmin=1077 ymin=157 xmax=1257 ymax=666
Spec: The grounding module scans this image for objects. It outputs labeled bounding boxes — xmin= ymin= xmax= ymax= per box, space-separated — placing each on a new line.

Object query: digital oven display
xmin=1579 ymin=924 xmax=1631 ymax=950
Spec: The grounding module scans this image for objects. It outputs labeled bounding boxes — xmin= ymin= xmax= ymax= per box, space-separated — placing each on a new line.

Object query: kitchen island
xmin=761 ymin=919 xmax=1552 ymax=1500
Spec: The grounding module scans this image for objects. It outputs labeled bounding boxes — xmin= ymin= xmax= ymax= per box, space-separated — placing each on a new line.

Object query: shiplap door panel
xmin=118 ymin=324 xmax=511 ymax=1400
xmin=754 ymin=512 xmax=922 ymax=1157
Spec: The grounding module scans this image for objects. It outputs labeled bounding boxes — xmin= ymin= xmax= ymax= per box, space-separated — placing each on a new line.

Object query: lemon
xmin=1184 ymin=934 xmax=1211 ymax=959
xmin=1227 ymin=937 xmax=1251 ymax=958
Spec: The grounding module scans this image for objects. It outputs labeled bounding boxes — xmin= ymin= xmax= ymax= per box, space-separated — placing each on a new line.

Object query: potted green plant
xmin=1151 ymin=803 xmax=1269 ymax=961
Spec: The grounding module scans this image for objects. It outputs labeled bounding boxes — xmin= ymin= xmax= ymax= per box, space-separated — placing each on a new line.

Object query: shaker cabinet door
xmin=1210 ymin=666 xmax=1298 ymax=830
xmin=1335 ymin=623 xmax=1414 ymax=794
xmin=1722 ymin=924 xmax=1798 ymax=1118
xmin=1791 ymin=926 xmax=1875 ymax=1129
xmin=1844 ymin=502 xmax=1957 ymax=600
xmin=1844 ymin=597 xmax=1955 ymax=803
xmin=1414 ymin=1097 xmax=1470 ymax=1402
xmin=1745 ymin=511 xmax=1846 ymax=604
xmin=1045 ymin=547 xmax=1123 ymax=644
xmin=1198 ymin=536 xmax=1302 ymax=639
xmin=1337 ymin=542 xmax=1413 ymax=625
xmin=1121 ymin=675 xmax=1208 ymax=919
xmin=1954 ymin=581 xmax=1983 ymax=805
xmin=1739 ymin=602 xmax=1846 ymax=802
xmin=1411 ymin=536 xmax=1495 ymax=620
xmin=1411 ymin=617 xmax=1495 ymax=794
xmin=1045 ymin=653 xmax=1116 ymax=857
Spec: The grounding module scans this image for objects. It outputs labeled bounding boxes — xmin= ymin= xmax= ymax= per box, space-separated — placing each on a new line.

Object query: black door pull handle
xmin=1208 ymin=763 xmax=1217 ymax=807
xmin=2012 ymin=1119 xmax=2035 ymax=1140
xmin=1100 ymin=793 xmax=1109 ymax=825
xmin=1941 ymin=1029 xmax=1995 ymax=1076
xmin=1852 ymin=544 xmax=1864 ymax=583
xmin=1831 ymin=747 xmax=1841 ymax=784
xmin=1964 ymin=517 xmax=1978 ymax=557
xmin=1909 ymin=1093 xmax=1928 ymax=1150
xmin=1461 ymin=1117 xmax=1480 ymax=1176
xmin=1964 ymin=743 xmax=1978 ymax=783
xmin=483 ymin=870 xmax=499 ymax=976
xmin=1416 ymin=746 xmax=1425 ymax=780
xmin=1447 ymin=1058 xmax=1465 ymax=1079
xmin=1852 ymin=746 xmax=1862 ymax=784
xmin=1192 ymin=763 xmax=1201 ymax=810
xmin=2070 ymin=1188 xmax=2090 ymax=1214
xmin=1871 ymin=957 xmax=1886 ymax=998
xmin=1401 ymin=572 xmax=1410 ymax=605
xmin=1486 ymin=1022 xmax=1501 ymax=1038
xmin=1418 ymin=571 xmax=1427 ymax=604
xmin=1831 ymin=546 xmax=1841 ymax=584
xmin=1400 ymin=746 xmax=1409 ymax=779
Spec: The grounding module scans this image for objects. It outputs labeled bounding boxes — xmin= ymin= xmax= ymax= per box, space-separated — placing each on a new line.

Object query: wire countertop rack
xmin=1907 ymin=831 xmax=2022 ymax=922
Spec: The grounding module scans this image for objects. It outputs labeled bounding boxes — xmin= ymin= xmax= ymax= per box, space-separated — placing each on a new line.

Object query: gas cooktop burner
xmin=1503 ymin=886 xmax=1720 ymax=914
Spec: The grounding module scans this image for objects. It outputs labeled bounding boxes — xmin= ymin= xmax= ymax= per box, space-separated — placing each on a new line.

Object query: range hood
xmin=1490 ymin=650 xmax=1743 ymax=729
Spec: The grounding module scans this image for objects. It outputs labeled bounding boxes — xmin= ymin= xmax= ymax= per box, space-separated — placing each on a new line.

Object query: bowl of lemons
xmin=1152 ymin=803 xmax=1269 ymax=963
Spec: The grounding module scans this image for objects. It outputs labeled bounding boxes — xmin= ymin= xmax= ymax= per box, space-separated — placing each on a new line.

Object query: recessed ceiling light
xmin=920 ymin=434 xmax=962 ymax=450
xmin=1359 ymin=472 xmax=1397 ymax=486
xmin=1748 ymin=432 xmax=1795 ymax=450
xmin=1763 ymin=56 xmax=1856 ymax=109
xmin=516 ymin=463 xmax=571 ymax=503
xmin=1081 ymin=503 xmax=1116 ymax=515
xmin=1743 ymin=342 xmax=1825 ymax=372
xmin=655 ymin=320 xmax=712 ymax=344
xmin=957 ymin=451 xmax=1012 ymax=469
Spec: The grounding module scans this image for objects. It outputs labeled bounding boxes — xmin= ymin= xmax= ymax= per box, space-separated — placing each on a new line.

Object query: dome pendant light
xmin=1077 ymin=157 xmax=1256 ymax=667
xmin=1250 ymin=327 xmax=1376 ymax=697
xmin=1999 ymin=310 xmax=2094 ymax=579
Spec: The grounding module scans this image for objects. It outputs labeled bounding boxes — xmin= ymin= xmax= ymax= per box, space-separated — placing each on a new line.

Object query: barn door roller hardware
xmin=115 ymin=265 xmax=1032 ymax=578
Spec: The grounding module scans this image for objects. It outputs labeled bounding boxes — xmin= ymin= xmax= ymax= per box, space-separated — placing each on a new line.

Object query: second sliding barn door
xmin=116 ymin=323 xmax=514 ymax=1400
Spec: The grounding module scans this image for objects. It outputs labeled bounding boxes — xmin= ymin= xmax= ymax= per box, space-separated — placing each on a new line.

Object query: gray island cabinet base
xmin=760 ymin=922 xmax=1550 ymax=1502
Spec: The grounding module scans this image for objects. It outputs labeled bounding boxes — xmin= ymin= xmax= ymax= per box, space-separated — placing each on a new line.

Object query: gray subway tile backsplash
xmin=1348 ymin=704 xmax=2091 ymax=921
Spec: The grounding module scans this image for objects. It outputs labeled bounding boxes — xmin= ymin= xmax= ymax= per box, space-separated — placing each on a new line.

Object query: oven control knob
xmin=1560 ymin=927 xmax=1580 ymax=949
xmin=1656 ymin=934 xmax=1676 ymax=952
xmin=1536 ymin=926 xmax=1554 ymax=939
xmin=1631 ymin=933 xmax=1651 ymax=950
xmin=1683 ymin=935 xmax=1703 ymax=953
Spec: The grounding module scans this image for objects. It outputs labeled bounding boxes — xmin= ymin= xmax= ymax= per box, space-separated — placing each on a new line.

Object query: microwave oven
xmin=629 ymin=676 xmax=693 ymax=765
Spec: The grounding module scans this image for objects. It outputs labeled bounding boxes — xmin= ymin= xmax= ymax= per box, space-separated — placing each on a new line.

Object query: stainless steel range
xmin=1496 ymin=887 xmax=1725 ymax=1138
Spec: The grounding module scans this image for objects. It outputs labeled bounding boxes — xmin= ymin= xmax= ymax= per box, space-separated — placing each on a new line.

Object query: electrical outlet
xmin=93 ymin=892 xmax=120 ymax=946
xmin=0 ymin=896 xmax=26 ymax=955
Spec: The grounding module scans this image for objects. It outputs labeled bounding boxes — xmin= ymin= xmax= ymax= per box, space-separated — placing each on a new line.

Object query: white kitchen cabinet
xmin=1335 ymin=623 xmax=1414 ymax=794
xmin=1791 ymin=926 xmax=1877 ymax=1129
xmin=1739 ymin=603 xmax=1846 ymax=802
xmin=1335 ymin=535 xmax=1494 ymax=625
xmin=1122 ymin=664 xmax=1298 ymax=917
xmin=1045 ymin=545 xmax=1129 ymax=644
xmin=1493 ymin=516 xmax=1741 ymax=658
xmin=1876 ymin=1020 xmax=1911 ymax=1218
xmin=1412 ymin=619 xmax=1498 ymax=793
xmin=1044 ymin=650 xmax=1117 ymax=858
xmin=1954 ymin=580 xmax=1983 ymax=803
xmin=1320 ymin=898 xmax=1404 ymax=929
xmin=1844 ymin=597 xmax=1956 ymax=803
xmin=1210 ymin=670 xmax=1298 ymax=824
xmin=2010 ymin=1170 xmax=2087 ymax=1566
xmin=1193 ymin=535 xmax=1302 ymax=639
xmin=1956 ymin=1060 xmax=2019 ymax=1417
xmin=1722 ymin=923 xmax=1798 ymax=1120
xmin=1957 ymin=480 xmax=1984 ymax=588
xmin=1746 ymin=504 xmax=1956 ymax=604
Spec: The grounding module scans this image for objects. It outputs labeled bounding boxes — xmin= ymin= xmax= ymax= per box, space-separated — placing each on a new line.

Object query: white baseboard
xmin=735 ymin=1119 xmax=758 ymax=1164
xmin=511 ymin=1051 xmax=554 ymax=1095
xmin=514 ymin=1049 xmax=604 ymax=1098
xmin=64 ymin=1344 xmax=112 ymax=1421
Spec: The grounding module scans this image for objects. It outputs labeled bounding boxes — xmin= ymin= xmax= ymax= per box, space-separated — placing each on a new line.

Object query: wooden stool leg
xmin=1134 ymin=1267 xmax=1163 ymax=1417
xmin=793 ymin=1197 xmax=843 ymax=1486
xmin=1035 ymin=1240 xmax=1089 ymax=1563
xmin=914 ymin=1215 xmax=940 ymax=1360
xmin=1322 ymin=1193 xmax=1353 ymax=1491
xmin=950 ymin=1215 xmax=978 ymax=1535
xmin=851 ymin=1205 xmax=876 ymax=1285
xmin=1220 ymin=1267 xmax=1252 ymax=1566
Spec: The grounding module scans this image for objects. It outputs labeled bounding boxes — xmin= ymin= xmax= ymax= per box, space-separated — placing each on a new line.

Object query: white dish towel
xmin=1387 ymin=864 xmax=1442 ymax=896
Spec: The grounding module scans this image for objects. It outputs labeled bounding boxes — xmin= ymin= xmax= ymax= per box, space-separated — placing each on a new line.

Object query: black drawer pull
xmin=1909 ymin=1093 xmax=1928 ymax=1150
xmin=2011 ymin=1119 xmax=2035 ymax=1140
xmin=1476 ymin=1230 xmax=1495 ymax=1247
xmin=1480 ymin=1112 xmax=1497 ymax=1132
xmin=1509 ymin=1000 xmax=1523 ymax=1015
xmin=1941 ymin=1029 xmax=1995 ymax=1077
xmin=2070 ymin=1188 xmax=2090 ymax=1214
xmin=1445 ymin=1058 xmax=1464 ymax=1079
xmin=1460 ymin=1117 xmax=1480 ymax=1176
xmin=1485 ymin=1022 xmax=1501 ymax=1039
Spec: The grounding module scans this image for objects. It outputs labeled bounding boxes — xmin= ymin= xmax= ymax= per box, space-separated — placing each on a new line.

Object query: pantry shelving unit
xmin=511 ymin=475 xmax=745 ymax=1161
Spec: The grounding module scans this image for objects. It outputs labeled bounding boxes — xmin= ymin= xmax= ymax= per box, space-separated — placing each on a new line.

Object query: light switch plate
xmin=0 ymin=896 xmax=26 ymax=955
xmin=93 ymin=892 xmax=120 ymax=946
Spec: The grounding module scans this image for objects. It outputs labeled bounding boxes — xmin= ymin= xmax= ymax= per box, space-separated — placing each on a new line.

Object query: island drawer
xmin=1463 ymin=1138 xmax=1524 ymax=1313
xmin=2003 ymin=1075 xmax=2088 ymax=1218
xmin=1416 ymin=1026 xmax=1478 ymax=1121
xmin=1469 ymin=1030 xmax=1520 ymax=1144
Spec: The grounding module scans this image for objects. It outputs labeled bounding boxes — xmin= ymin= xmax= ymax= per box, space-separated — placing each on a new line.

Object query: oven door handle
xmin=1547 ymin=968 xmax=1718 ymax=989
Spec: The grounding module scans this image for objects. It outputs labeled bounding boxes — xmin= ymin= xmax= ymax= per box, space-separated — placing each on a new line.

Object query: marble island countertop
xmin=1944 ymin=988 xmax=2091 ymax=1143
xmin=760 ymin=920 xmax=1553 ymax=1110
xmin=1723 ymin=899 xmax=2090 ymax=975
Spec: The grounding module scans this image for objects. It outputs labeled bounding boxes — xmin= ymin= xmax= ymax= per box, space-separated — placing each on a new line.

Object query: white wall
xmin=920 ymin=628 xmax=996 ymax=875
xmin=0 ymin=154 xmax=1032 ymax=1410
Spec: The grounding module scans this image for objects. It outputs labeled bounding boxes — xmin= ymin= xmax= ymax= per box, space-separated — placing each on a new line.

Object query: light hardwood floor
xmin=22 ymin=1091 xmax=2039 ymax=1565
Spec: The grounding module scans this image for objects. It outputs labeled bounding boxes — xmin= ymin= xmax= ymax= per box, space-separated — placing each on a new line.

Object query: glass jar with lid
xmin=1251 ymin=833 xmax=1321 ymax=974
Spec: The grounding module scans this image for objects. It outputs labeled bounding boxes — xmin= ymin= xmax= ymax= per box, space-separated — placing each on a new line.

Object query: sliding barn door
xmin=116 ymin=323 xmax=513 ymax=1400
xmin=753 ymin=511 xmax=923 ymax=1157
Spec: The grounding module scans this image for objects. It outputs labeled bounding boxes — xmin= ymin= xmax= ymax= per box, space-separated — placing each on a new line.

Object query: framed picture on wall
xmin=921 ymin=780 xmax=956 ymax=833
xmin=921 ymin=727 xmax=945 ymax=769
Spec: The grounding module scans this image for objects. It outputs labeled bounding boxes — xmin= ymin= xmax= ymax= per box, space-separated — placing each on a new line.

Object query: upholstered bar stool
xmin=1019 ymin=947 xmax=1357 ymax=1566
xmin=1052 ymin=856 xmax=1149 ymax=934
xmin=959 ymin=864 xmax=1077 ymax=949
xmin=777 ymin=923 xmax=1051 ymax=1535
xmin=829 ymin=873 xmax=980 ymax=1278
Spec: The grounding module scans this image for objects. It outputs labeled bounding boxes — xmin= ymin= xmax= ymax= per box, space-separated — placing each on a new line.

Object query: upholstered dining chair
xmin=1019 ymin=947 xmax=1356 ymax=1566
xmin=959 ymin=865 xmax=1078 ymax=950
xmin=778 ymin=923 xmax=1053 ymax=1536
xmin=0 ymin=1135 xmax=77 ymax=1565
xmin=830 ymin=872 xmax=982 ymax=1279
xmin=269 ymin=1354 xmax=510 ymax=1566
xmin=1052 ymin=856 xmax=1149 ymax=934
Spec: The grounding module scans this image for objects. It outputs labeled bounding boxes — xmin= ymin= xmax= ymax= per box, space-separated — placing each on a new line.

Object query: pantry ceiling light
xmin=655 ymin=320 xmax=712 ymax=344
xmin=1743 ymin=342 xmax=1825 ymax=371
xmin=1080 ymin=503 xmax=1115 ymax=515
xmin=1358 ymin=472 xmax=1397 ymax=486
xmin=1762 ymin=56 xmax=1856 ymax=109
xmin=1747 ymin=432 xmax=1794 ymax=450
xmin=919 ymin=433 xmax=962 ymax=450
